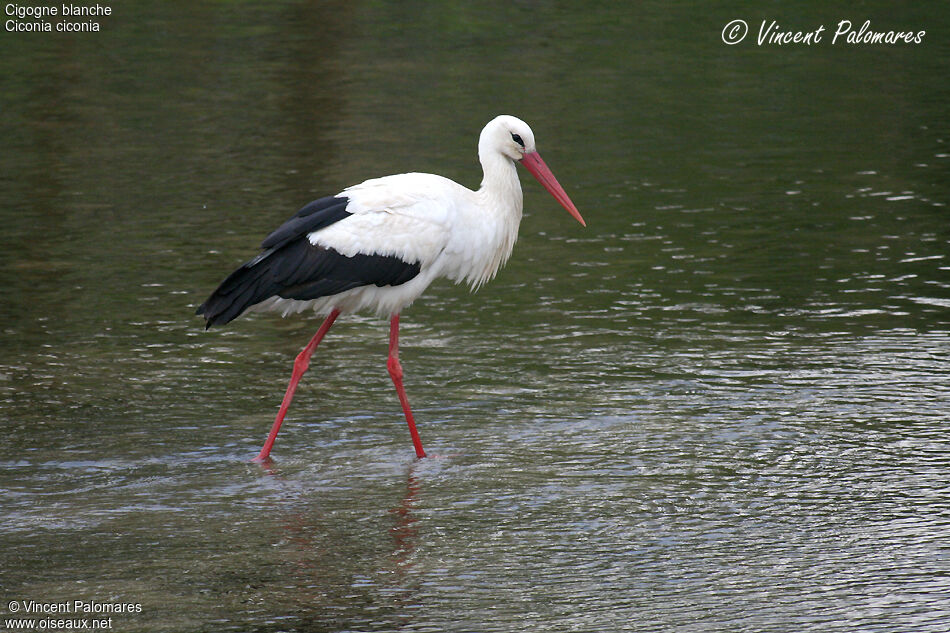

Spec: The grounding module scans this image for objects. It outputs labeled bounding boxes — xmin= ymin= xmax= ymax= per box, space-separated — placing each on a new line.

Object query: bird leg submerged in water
xmin=252 ymin=310 xmax=427 ymax=461
xmin=388 ymin=313 xmax=426 ymax=459
xmin=252 ymin=309 xmax=340 ymax=462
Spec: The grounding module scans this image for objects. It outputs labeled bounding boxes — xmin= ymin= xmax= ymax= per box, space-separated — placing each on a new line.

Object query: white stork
xmin=197 ymin=115 xmax=585 ymax=462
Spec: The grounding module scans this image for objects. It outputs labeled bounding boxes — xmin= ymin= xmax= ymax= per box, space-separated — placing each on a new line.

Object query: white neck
xmin=477 ymin=144 xmax=523 ymax=220
xmin=457 ymin=144 xmax=523 ymax=289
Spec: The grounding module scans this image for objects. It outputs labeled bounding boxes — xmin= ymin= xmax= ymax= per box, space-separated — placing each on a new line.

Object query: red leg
xmin=252 ymin=309 xmax=340 ymax=462
xmin=388 ymin=313 xmax=426 ymax=459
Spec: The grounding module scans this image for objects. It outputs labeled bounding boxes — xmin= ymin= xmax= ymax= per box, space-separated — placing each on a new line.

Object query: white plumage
xmin=249 ymin=116 xmax=539 ymax=319
xmin=197 ymin=114 xmax=584 ymax=461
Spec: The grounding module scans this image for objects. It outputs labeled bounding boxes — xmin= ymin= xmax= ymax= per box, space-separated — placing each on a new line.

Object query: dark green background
xmin=1 ymin=2 xmax=948 ymax=631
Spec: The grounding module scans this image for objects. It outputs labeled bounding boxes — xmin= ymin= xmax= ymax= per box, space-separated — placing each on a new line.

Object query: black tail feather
xmin=196 ymin=254 xmax=281 ymax=328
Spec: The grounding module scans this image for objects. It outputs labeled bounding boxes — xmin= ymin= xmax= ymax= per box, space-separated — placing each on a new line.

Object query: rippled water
xmin=2 ymin=2 xmax=949 ymax=632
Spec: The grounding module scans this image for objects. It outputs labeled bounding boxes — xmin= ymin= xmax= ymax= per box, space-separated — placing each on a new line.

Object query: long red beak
xmin=519 ymin=151 xmax=586 ymax=227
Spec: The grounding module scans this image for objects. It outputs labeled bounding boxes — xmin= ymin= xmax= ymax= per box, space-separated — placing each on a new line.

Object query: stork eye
xmin=511 ymin=133 xmax=525 ymax=148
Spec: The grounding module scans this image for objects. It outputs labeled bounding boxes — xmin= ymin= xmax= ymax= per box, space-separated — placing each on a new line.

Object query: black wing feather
xmin=260 ymin=195 xmax=352 ymax=250
xmin=196 ymin=197 xmax=421 ymax=328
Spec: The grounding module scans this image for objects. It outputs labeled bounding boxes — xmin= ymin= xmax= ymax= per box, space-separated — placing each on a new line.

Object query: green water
xmin=1 ymin=2 xmax=949 ymax=631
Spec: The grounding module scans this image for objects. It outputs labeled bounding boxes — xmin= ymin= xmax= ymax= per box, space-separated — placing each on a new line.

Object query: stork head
xmin=480 ymin=114 xmax=538 ymax=160
xmin=479 ymin=115 xmax=586 ymax=227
